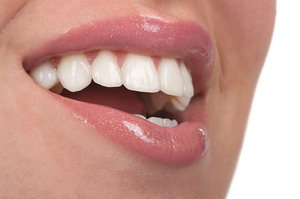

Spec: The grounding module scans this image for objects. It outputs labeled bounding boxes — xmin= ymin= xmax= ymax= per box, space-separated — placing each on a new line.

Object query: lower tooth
xmin=133 ymin=115 xmax=178 ymax=128
xmin=148 ymin=117 xmax=178 ymax=128
xmin=134 ymin=114 xmax=147 ymax=120
xmin=148 ymin=117 xmax=164 ymax=127
xmin=163 ymin=118 xmax=178 ymax=128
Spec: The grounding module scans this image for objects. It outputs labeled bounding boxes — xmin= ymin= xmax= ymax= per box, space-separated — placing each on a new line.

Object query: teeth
xmin=148 ymin=117 xmax=178 ymax=128
xmin=122 ymin=53 xmax=160 ymax=93
xmin=158 ymin=58 xmax=184 ymax=96
xmin=30 ymin=51 xmax=195 ymax=115
xmin=163 ymin=118 xmax=178 ymax=128
xmin=57 ymin=54 xmax=92 ymax=92
xmin=134 ymin=114 xmax=147 ymax=120
xmin=31 ymin=51 xmax=192 ymax=97
xmin=134 ymin=114 xmax=178 ymax=128
xmin=180 ymin=63 xmax=194 ymax=97
xmin=148 ymin=117 xmax=164 ymax=126
xmin=30 ymin=61 xmax=59 ymax=89
xmin=92 ymin=51 xmax=122 ymax=87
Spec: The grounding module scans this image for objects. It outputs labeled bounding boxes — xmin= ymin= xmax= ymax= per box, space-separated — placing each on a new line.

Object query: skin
xmin=0 ymin=0 xmax=276 ymax=198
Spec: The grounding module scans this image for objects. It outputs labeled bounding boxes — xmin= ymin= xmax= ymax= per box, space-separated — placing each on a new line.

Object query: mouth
xmin=23 ymin=17 xmax=213 ymax=164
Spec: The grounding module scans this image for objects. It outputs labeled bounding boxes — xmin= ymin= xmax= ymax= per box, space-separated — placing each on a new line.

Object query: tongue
xmin=61 ymin=83 xmax=146 ymax=115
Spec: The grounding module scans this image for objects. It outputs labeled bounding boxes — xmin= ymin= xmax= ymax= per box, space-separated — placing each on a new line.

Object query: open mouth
xmin=29 ymin=50 xmax=194 ymax=127
xmin=24 ymin=17 xmax=214 ymax=164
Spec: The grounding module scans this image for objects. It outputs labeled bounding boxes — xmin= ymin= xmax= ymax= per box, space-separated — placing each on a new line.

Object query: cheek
xmin=206 ymin=0 xmax=276 ymax=82
xmin=0 ymin=0 xmax=29 ymax=30
xmin=210 ymin=0 xmax=276 ymax=54
xmin=227 ymin=0 xmax=276 ymax=48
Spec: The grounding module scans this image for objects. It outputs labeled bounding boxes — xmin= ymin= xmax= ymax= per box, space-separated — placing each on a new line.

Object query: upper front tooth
xmin=30 ymin=61 xmax=59 ymax=89
xmin=122 ymin=53 xmax=160 ymax=93
xmin=92 ymin=50 xmax=122 ymax=87
xmin=57 ymin=54 xmax=92 ymax=92
xmin=158 ymin=58 xmax=183 ymax=96
xmin=180 ymin=63 xmax=194 ymax=97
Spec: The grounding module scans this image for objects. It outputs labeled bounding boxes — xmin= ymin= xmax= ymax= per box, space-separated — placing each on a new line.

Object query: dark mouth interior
xmin=60 ymin=82 xmax=179 ymax=120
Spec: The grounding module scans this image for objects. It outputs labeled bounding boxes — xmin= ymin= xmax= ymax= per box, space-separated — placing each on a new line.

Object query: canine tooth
xmin=122 ymin=54 xmax=160 ymax=93
xmin=57 ymin=54 xmax=91 ymax=92
xmin=134 ymin=114 xmax=147 ymax=120
xmin=30 ymin=61 xmax=59 ymax=89
xmin=158 ymin=58 xmax=183 ymax=96
xmin=180 ymin=63 xmax=194 ymax=97
xmin=140 ymin=92 xmax=170 ymax=115
xmin=170 ymin=96 xmax=191 ymax=111
xmin=92 ymin=51 xmax=122 ymax=87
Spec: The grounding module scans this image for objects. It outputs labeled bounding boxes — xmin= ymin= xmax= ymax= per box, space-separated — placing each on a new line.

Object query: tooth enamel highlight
xmin=158 ymin=58 xmax=183 ymax=96
xmin=180 ymin=63 xmax=194 ymax=97
xmin=57 ymin=54 xmax=92 ymax=92
xmin=30 ymin=61 xmax=59 ymax=89
xmin=92 ymin=51 xmax=122 ymax=87
xmin=122 ymin=54 xmax=160 ymax=93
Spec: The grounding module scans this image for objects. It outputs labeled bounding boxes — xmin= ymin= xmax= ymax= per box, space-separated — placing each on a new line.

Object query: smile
xmin=24 ymin=16 xmax=214 ymax=164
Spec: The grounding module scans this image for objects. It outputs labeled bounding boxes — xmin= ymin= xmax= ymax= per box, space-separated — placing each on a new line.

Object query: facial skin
xmin=0 ymin=1 xmax=275 ymax=198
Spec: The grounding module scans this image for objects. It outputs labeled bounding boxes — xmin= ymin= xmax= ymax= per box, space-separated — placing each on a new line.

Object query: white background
xmin=227 ymin=1 xmax=300 ymax=198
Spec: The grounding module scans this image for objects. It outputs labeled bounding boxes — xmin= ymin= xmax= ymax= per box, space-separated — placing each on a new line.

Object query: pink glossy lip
xmin=25 ymin=17 xmax=213 ymax=164
xmin=59 ymin=97 xmax=209 ymax=164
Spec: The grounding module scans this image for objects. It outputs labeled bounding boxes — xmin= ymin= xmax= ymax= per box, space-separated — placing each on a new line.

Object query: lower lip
xmin=58 ymin=95 xmax=209 ymax=164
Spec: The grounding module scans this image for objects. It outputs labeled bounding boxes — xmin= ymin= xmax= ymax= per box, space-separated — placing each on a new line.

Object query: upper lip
xmin=23 ymin=16 xmax=214 ymax=94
